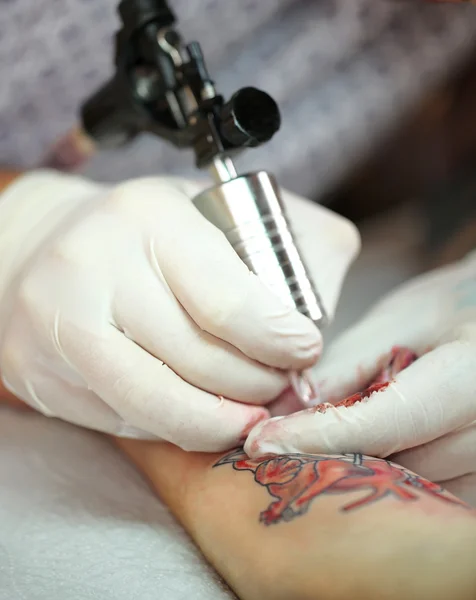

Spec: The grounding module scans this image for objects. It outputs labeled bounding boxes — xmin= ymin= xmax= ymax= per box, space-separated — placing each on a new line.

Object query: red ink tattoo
xmin=214 ymin=450 xmax=468 ymax=526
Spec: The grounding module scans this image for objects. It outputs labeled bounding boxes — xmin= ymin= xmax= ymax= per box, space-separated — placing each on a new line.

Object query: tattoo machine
xmin=79 ymin=0 xmax=327 ymax=404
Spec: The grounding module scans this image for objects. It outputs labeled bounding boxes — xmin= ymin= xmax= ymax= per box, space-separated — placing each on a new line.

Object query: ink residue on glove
xmin=245 ymin=346 xmax=419 ymax=457
xmin=314 ymin=346 xmax=418 ymax=415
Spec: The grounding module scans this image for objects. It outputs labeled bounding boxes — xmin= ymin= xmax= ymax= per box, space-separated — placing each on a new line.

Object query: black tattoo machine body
xmin=80 ymin=0 xmax=327 ymax=402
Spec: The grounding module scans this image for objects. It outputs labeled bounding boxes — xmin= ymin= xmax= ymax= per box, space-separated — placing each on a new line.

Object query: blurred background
xmin=324 ymin=45 xmax=476 ymax=342
xmin=1 ymin=0 xmax=476 ymax=340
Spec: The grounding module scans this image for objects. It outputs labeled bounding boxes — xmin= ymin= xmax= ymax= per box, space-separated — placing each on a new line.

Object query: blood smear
xmin=313 ymin=346 xmax=417 ymax=414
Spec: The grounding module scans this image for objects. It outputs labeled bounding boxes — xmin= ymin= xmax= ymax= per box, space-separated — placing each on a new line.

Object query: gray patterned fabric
xmin=1 ymin=1 xmax=476 ymax=197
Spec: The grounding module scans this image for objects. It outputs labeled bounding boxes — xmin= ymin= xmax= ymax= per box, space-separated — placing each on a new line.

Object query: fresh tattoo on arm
xmin=214 ymin=450 xmax=469 ymax=526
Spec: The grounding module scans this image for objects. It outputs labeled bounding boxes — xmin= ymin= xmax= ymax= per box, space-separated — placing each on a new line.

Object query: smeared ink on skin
xmin=216 ymin=346 xmax=471 ymax=525
xmin=214 ymin=450 xmax=470 ymax=525
xmin=314 ymin=346 xmax=418 ymax=415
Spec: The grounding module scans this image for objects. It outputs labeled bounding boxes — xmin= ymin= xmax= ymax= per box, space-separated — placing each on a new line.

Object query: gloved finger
xmin=129 ymin=180 xmax=323 ymax=371
xmin=0 ymin=315 xmax=155 ymax=437
xmin=440 ymin=473 xmax=476 ymax=508
xmin=284 ymin=190 xmax=361 ymax=322
xmin=175 ymin=181 xmax=360 ymax=329
xmin=245 ymin=341 xmax=476 ymax=459
xmin=268 ymin=345 xmax=418 ymax=417
xmin=114 ymin=265 xmax=288 ymax=403
xmin=17 ymin=373 xmax=158 ymax=439
xmin=63 ymin=325 xmax=270 ymax=451
xmin=391 ymin=422 xmax=476 ymax=484
xmin=313 ymin=315 xmax=430 ymax=403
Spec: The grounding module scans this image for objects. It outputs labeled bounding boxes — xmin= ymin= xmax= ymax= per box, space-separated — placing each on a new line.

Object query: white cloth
xmin=0 ymin=407 xmax=236 ymax=600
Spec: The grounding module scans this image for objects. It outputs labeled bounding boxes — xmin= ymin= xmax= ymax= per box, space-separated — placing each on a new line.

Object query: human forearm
xmin=117 ymin=438 xmax=476 ymax=600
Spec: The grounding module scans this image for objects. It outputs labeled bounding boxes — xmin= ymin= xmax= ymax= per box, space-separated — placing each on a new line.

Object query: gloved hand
xmin=245 ymin=251 xmax=476 ymax=505
xmin=0 ymin=170 xmax=359 ymax=451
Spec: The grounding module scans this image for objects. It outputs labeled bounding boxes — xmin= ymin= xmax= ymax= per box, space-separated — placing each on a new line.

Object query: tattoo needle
xmin=289 ymin=311 xmax=328 ymax=407
xmin=289 ymin=370 xmax=319 ymax=406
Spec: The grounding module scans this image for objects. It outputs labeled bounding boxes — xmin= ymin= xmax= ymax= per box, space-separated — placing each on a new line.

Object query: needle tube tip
xmin=289 ymin=370 xmax=320 ymax=407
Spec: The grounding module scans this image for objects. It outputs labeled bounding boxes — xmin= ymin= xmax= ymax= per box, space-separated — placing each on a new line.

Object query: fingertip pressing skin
xmin=246 ymin=342 xmax=476 ymax=460
xmin=245 ymin=346 xmax=422 ymax=459
xmin=244 ymin=394 xmax=386 ymax=459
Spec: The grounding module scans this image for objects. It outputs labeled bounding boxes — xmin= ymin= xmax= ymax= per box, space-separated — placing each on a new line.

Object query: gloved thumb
xmin=313 ymin=312 xmax=430 ymax=404
xmin=245 ymin=340 xmax=476 ymax=458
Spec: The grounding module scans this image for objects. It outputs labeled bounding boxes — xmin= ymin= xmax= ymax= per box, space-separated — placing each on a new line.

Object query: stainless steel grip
xmin=192 ymin=171 xmax=327 ymax=326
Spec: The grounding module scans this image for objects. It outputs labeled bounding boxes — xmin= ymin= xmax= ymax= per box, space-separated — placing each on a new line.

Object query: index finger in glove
xmin=244 ymin=339 xmax=476 ymax=458
xmin=124 ymin=179 xmax=323 ymax=371
xmin=64 ymin=326 xmax=269 ymax=452
xmin=284 ymin=190 xmax=361 ymax=322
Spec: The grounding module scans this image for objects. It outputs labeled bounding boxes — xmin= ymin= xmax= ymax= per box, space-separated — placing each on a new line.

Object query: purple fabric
xmin=1 ymin=0 xmax=476 ymax=197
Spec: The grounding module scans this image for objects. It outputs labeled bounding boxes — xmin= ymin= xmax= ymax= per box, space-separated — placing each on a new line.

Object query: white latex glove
xmin=245 ymin=250 xmax=476 ymax=505
xmin=0 ymin=170 xmax=359 ymax=451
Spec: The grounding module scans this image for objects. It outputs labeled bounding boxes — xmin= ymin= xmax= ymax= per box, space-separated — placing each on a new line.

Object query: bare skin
xmin=2 ymin=169 xmax=476 ymax=599
xmin=117 ymin=438 xmax=476 ymax=600
xmin=115 ymin=349 xmax=476 ymax=600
